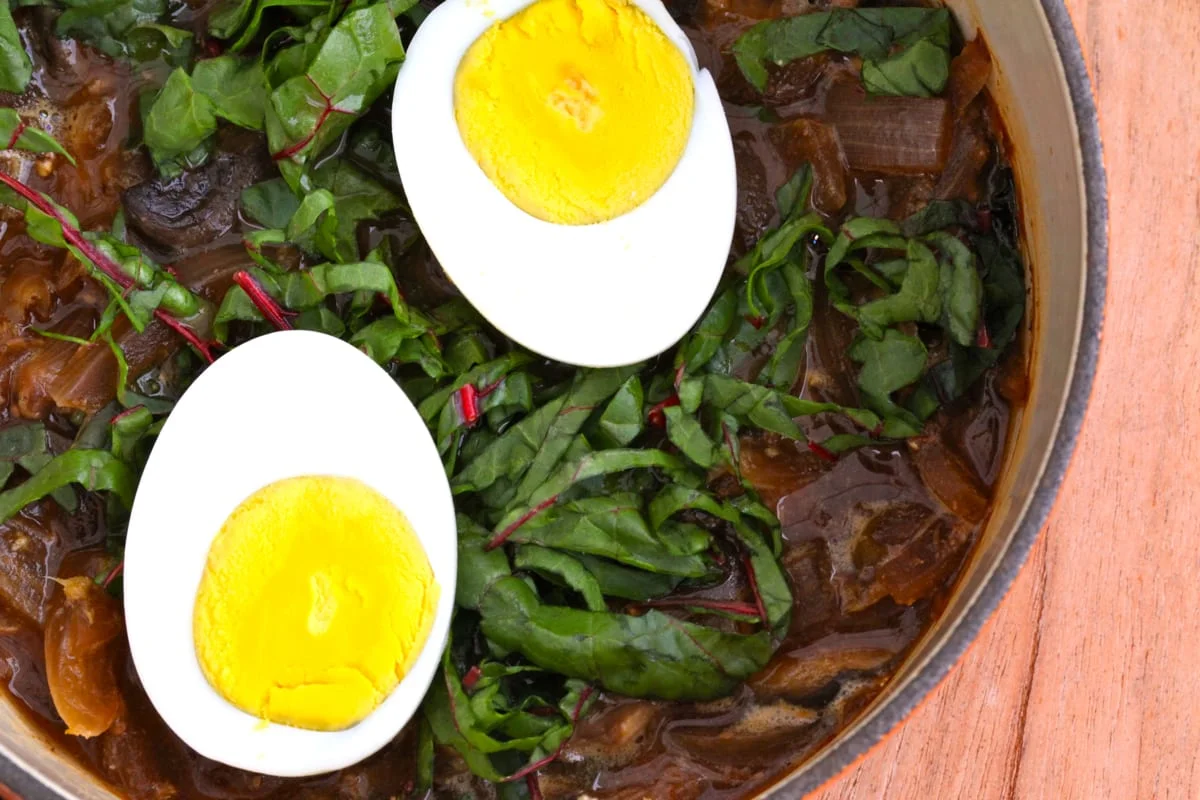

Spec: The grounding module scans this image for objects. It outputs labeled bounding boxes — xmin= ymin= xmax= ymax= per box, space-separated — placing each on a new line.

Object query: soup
xmin=0 ymin=0 xmax=1028 ymax=797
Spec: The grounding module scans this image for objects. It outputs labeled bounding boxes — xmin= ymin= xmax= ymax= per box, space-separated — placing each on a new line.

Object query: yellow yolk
xmin=453 ymin=0 xmax=695 ymax=225
xmin=193 ymin=476 xmax=439 ymax=731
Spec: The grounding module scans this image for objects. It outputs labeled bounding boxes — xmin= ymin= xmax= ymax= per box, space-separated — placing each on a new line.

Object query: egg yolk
xmin=453 ymin=0 xmax=695 ymax=225
xmin=193 ymin=476 xmax=439 ymax=731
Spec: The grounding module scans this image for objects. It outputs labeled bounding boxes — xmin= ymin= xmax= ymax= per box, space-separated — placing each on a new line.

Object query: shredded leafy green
xmin=0 ymin=109 xmax=75 ymax=164
xmin=0 ymin=0 xmax=1028 ymax=788
xmin=54 ymin=0 xmax=191 ymax=63
xmin=142 ymin=57 xmax=266 ymax=175
xmin=0 ymin=3 xmax=30 ymax=93
xmin=733 ymin=7 xmax=951 ymax=97
xmin=265 ymin=4 xmax=406 ymax=192
xmin=0 ymin=450 xmax=136 ymax=524
xmin=823 ymin=172 xmax=1025 ymax=433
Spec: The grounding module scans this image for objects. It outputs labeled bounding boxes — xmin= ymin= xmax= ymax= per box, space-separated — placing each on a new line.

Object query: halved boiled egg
xmin=392 ymin=0 xmax=736 ymax=367
xmin=123 ymin=331 xmax=456 ymax=777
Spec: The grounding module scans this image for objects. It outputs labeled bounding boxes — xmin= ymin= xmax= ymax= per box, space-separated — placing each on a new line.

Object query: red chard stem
xmin=486 ymin=496 xmax=558 ymax=551
xmin=647 ymin=395 xmax=680 ymax=428
xmin=233 ymin=271 xmax=294 ymax=332
xmin=0 ymin=171 xmax=215 ymax=363
xmin=807 ymin=441 xmax=837 ymax=463
xmin=637 ymin=597 xmax=761 ymax=617
xmin=457 ymin=384 xmax=481 ymax=425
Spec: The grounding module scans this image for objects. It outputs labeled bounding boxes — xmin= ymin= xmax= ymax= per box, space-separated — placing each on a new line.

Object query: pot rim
xmin=766 ymin=0 xmax=1108 ymax=796
xmin=0 ymin=0 xmax=1107 ymax=797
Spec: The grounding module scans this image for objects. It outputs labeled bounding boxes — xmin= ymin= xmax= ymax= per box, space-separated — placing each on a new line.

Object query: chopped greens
xmin=142 ymin=57 xmax=266 ymax=175
xmin=264 ymin=4 xmax=406 ymax=192
xmin=823 ymin=174 xmax=1026 ymax=433
xmin=0 ymin=161 xmax=215 ymax=362
xmin=0 ymin=109 xmax=75 ymax=164
xmin=734 ymin=7 xmax=952 ymax=96
xmin=0 ymin=3 xmax=30 ymax=93
xmin=0 ymin=449 xmax=136 ymax=523
xmin=0 ymin=0 xmax=1028 ymax=790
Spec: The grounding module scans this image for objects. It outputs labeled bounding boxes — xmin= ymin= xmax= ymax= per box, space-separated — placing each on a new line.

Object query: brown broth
xmin=0 ymin=2 xmax=1029 ymax=798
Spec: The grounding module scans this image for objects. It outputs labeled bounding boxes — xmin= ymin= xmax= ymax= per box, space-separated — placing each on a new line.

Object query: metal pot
xmin=0 ymin=0 xmax=1107 ymax=796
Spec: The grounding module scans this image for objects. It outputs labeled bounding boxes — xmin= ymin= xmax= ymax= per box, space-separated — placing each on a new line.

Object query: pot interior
xmin=0 ymin=0 xmax=1100 ymax=797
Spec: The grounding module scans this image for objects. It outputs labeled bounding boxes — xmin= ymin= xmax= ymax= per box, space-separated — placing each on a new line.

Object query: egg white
xmin=392 ymin=0 xmax=737 ymax=367
xmin=123 ymin=331 xmax=457 ymax=777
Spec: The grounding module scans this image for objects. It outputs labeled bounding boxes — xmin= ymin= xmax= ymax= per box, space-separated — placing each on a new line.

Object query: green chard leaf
xmin=648 ymin=485 xmax=792 ymax=637
xmin=0 ymin=450 xmax=136 ymax=525
xmin=456 ymin=515 xmax=513 ymax=610
xmin=735 ymin=210 xmax=829 ymax=319
xmin=265 ymin=4 xmax=406 ymax=192
xmin=733 ymin=8 xmax=951 ymax=97
xmin=142 ymin=57 xmax=266 ymax=175
xmin=0 ymin=3 xmax=31 ymax=93
xmin=191 ymin=56 xmax=267 ymax=130
xmin=307 ymin=156 xmax=403 ymax=262
xmin=676 ymin=287 xmax=738 ymax=376
xmin=429 ymin=368 xmax=535 ymax=462
xmin=0 ymin=422 xmax=50 ymax=488
xmin=452 ymin=368 xmax=633 ymax=503
xmin=500 ymin=494 xmax=712 ymax=579
xmin=927 ymin=231 xmax=983 ymax=347
xmin=498 ymin=448 xmax=692 ymax=527
xmin=214 ymin=258 xmax=420 ymax=340
xmin=855 ymin=239 xmax=943 ymax=338
xmin=55 ymin=0 xmax=172 ymax=61
xmin=922 ymin=232 xmax=1026 ymax=404
xmin=593 ymin=376 xmax=644 ymax=448
xmin=211 ymin=0 xmax=331 ymax=53
xmin=240 ymin=178 xmax=300 ymax=230
xmin=901 ymin=199 xmax=976 ymax=237
xmin=142 ymin=69 xmax=217 ymax=175
xmin=416 ymin=715 xmax=434 ymax=791
xmin=285 ymin=188 xmax=343 ymax=261
xmin=759 ymin=261 xmax=814 ymax=389
xmin=0 ymin=109 xmax=75 ymax=164
xmin=775 ymin=163 xmax=814 ymax=222
xmin=477 ymin=576 xmax=774 ymax=701
xmin=513 ymin=546 xmax=606 ymax=612
xmin=849 ymin=328 xmax=927 ymax=437
xmin=699 ymin=374 xmax=803 ymax=440
xmin=824 ymin=216 xmax=908 ymax=312
xmin=508 ymin=367 xmax=641 ymax=507
xmin=860 ymin=14 xmax=952 ymax=97
xmin=663 ymin=406 xmax=718 ymax=469
xmin=423 ymin=645 xmax=591 ymax=783
xmin=110 ymin=406 xmax=156 ymax=465
xmin=572 ymin=554 xmax=682 ymax=601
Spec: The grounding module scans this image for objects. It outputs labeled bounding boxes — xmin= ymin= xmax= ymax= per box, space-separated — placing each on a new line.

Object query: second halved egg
xmin=392 ymin=0 xmax=736 ymax=367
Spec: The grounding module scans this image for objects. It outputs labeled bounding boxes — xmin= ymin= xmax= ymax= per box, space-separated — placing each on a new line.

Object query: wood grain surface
xmin=809 ymin=1 xmax=1200 ymax=798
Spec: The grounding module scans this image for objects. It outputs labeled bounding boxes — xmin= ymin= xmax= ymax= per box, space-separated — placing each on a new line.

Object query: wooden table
xmin=810 ymin=1 xmax=1200 ymax=797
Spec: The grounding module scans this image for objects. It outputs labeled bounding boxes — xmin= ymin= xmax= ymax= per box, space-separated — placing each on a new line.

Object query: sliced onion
xmin=12 ymin=308 xmax=93 ymax=420
xmin=49 ymin=316 xmax=174 ymax=414
xmin=947 ymin=39 xmax=993 ymax=113
xmin=0 ymin=260 xmax=54 ymax=325
xmin=769 ymin=117 xmax=848 ymax=213
xmin=825 ymin=81 xmax=953 ymax=175
xmin=907 ymin=432 xmax=990 ymax=524
xmin=44 ymin=577 xmax=123 ymax=738
xmin=49 ymin=245 xmax=250 ymax=414
xmin=749 ymin=632 xmax=902 ymax=700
